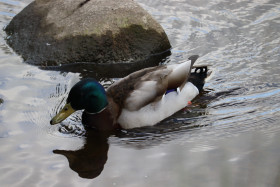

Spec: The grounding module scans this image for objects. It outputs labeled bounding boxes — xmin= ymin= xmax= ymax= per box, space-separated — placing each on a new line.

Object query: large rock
xmin=5 ymin=0 xmax=171 ymax=66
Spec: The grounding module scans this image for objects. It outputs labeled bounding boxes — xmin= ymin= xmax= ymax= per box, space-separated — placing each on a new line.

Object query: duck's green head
xmin=50 ymin=79 xmax=108 ymax=125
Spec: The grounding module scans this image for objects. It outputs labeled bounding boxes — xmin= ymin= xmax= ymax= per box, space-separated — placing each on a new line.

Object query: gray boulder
xmin=5 ymin=0 xmax=171 ymax=66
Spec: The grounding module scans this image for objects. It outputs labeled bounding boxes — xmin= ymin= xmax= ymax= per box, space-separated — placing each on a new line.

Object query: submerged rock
xmin=5 ymin=0 xmax=171 ymax=66
xmin=41 ymin=50 xmax=170 ymax=79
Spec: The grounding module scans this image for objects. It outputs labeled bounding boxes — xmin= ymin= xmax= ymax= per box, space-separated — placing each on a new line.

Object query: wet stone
xmin=5 ymin=0 xmax=171 ymax=66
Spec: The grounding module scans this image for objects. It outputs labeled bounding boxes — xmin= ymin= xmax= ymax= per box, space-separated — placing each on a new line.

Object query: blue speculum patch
xmin=165 ymin=88 xmax=177 ymax=95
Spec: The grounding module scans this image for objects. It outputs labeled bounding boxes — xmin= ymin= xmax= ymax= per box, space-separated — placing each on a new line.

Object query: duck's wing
xmin=107 ymin=66 xmax=169 ymax=112
xmin=107 ymin=55 xmax=199 ymax=112
xmin=165 ymin=55 xmax=198 ymax=89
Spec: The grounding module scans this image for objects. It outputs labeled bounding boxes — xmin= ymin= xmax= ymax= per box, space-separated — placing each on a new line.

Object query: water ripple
xmin=1 ymin=0 xmax=280 ymax=185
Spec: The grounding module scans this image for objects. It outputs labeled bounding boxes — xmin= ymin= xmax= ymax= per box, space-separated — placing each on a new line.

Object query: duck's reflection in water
xmin=52 ymin=86 xmax=237 ymax=178
xmin=53 ymin=130 xmax=110 ymax=179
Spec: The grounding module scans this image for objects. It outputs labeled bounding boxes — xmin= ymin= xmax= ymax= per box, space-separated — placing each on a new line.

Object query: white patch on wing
xmin=124 ymin=80 xmax=158 ymax=111
xmin=118 ymin=82 xmax=199 ymax=129
xmin=167 ymin=61 xmax=192 ymax=78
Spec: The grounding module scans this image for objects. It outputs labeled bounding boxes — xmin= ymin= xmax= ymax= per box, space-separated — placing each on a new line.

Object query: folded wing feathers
xmin=124 ymin=68 xmax=170 ymax=111
xmin=124 ymin=60 xmax=194 ymax=111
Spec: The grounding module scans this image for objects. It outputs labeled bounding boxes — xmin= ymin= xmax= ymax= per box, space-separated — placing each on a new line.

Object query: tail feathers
xmin=188 ymin=66 xmax=208 ymax=92
xmin=188 ymin=55 xmax=199 ymax=66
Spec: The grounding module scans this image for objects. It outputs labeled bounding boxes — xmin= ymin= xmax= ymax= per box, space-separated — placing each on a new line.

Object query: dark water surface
xmin=1 ymin=0 xmax=280 ymax=186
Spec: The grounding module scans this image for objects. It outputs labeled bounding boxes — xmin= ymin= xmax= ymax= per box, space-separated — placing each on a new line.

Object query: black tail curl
xmin=188 ymin=66 xmax=208 ymax=92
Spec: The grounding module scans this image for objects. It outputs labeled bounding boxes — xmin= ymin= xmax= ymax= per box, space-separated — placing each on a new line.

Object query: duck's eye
xmin=64 ymin=107 xmax=68 ymax=111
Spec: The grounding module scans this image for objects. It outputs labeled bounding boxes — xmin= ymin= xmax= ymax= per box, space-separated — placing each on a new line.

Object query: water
xmin=0 ymin=0 xmax=280 ymax=186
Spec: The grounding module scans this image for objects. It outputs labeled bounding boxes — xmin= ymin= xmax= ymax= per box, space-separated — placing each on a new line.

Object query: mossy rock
xmin=5 ymin=0 xmax=171 ymax=66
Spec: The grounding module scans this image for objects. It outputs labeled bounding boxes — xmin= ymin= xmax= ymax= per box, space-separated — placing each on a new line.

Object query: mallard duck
xmin=50 ymin=55 xmax=209 ymax=130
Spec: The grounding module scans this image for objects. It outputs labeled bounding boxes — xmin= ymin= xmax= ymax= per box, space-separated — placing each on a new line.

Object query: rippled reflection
xmin=53 ymin=130 xmax=110 ymax=179
xmin=40 ymin=50 xmax=171 ymax=80
xmin=1 ymin=0 xmax=280 ymax=186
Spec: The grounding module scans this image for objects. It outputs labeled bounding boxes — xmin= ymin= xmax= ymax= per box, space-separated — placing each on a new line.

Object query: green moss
xmin=116 ymin=17 xmax=130 ymax=28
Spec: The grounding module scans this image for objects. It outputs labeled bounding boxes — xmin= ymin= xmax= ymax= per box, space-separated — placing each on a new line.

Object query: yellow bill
xmin=50 ymin=103 xmax=76 ymax=125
